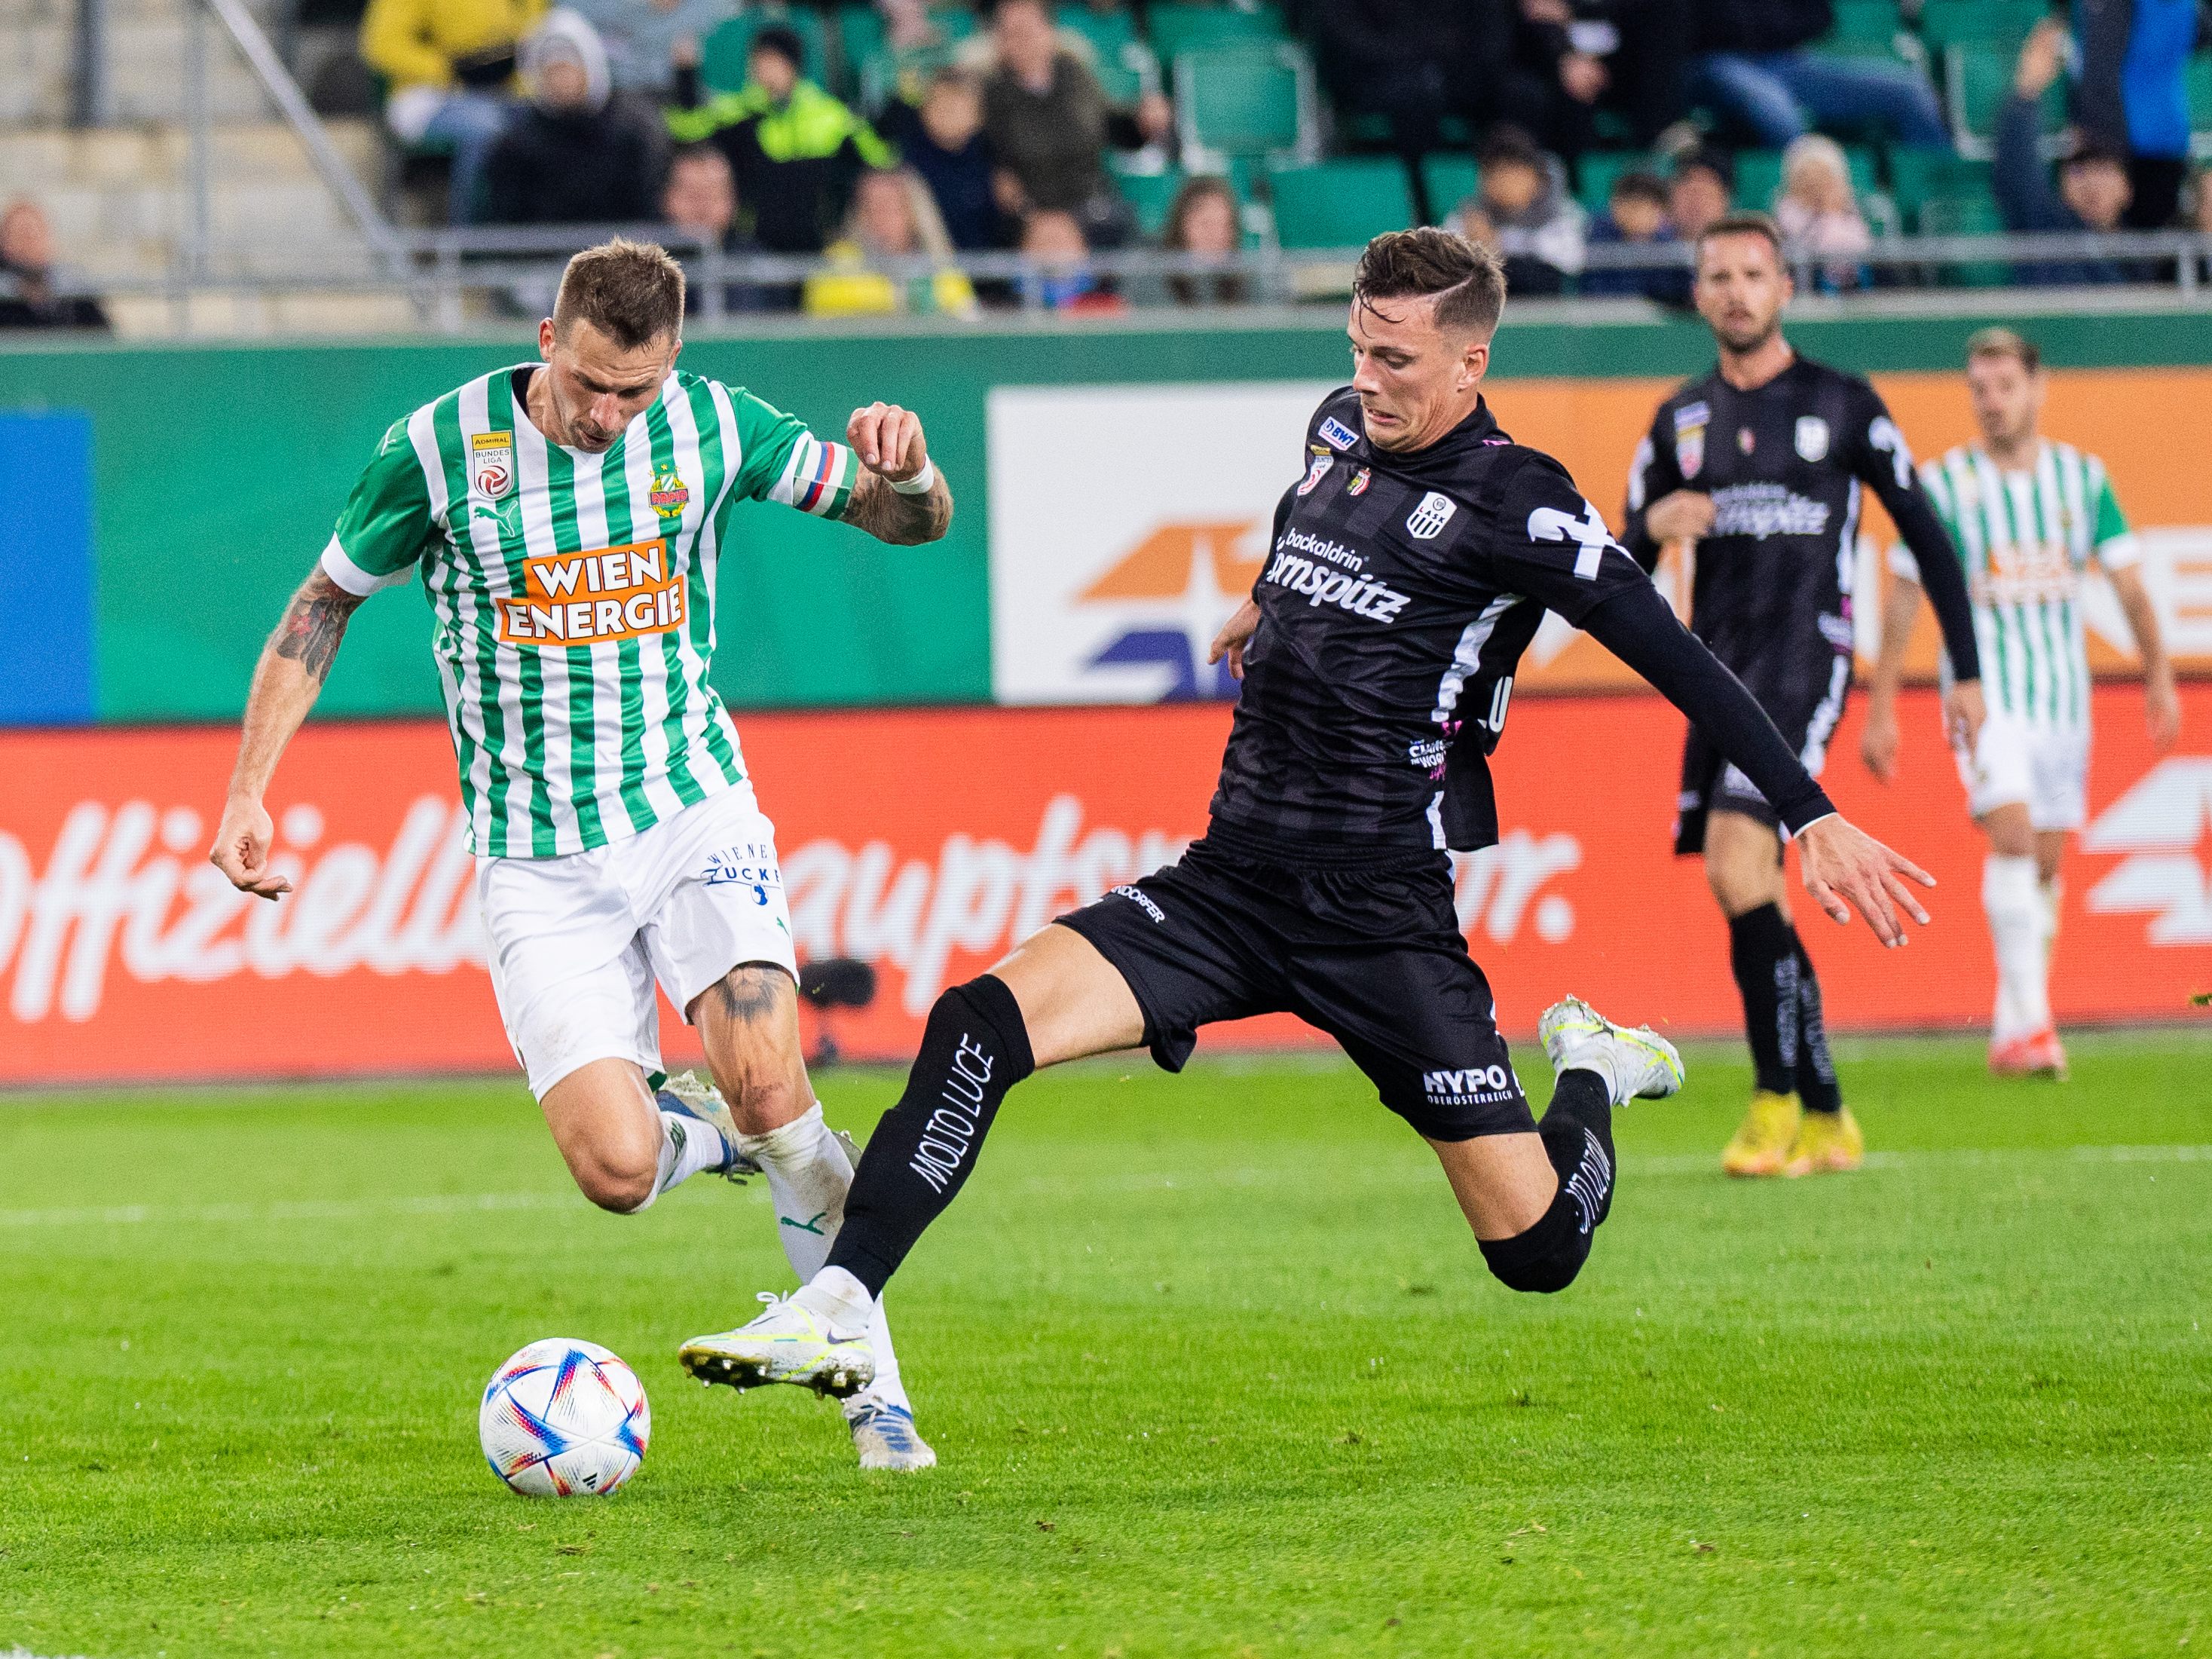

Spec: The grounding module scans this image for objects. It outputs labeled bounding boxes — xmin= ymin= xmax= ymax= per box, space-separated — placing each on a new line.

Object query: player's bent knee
xmin=1477 ymin=1194 xmax=1594 ymax=1293
xmin=575 ymin=1159 xmax=657 ymax=1214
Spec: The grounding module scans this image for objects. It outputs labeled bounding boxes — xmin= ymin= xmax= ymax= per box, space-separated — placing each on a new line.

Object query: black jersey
xmin=1207 ymin=387 xmax=1825 ymax=859
xmin=1623 ymin=355 xmax=1981 ymax=702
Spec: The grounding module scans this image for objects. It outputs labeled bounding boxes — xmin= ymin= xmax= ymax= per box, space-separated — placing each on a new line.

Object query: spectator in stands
xmin=2073 ymin=0 xmax=2197 ymax=228
xmin=481 ymin=11 xmax=666 ymax=225
xmin=1308 ymin=0 xmax=1479 ymax=223
xmin=1445 ymin=126 xmax=1587 ymax=296
xmin=804 ymin=167 xmax=981 ymax=318
xmin=1500 ymin=0 xmax=1614 ymax=162
xmin=564 ymin=0 xmax=733 ymax=99
xmin=1017 ymin=207 xmax=1126 ymax=311
xmin=1996 ymin=20 xmax=2154 ymax=284
xmin=660 ymin=142 xmax=775 ymax=313
xmin=1156 ymin=174 xmax=1247 ymax=306
xmin=668 ymin=24 xmax=892 ymax=253
xmin=1668 ymin=143 xmax=1735 ymax=239
xmin=0 ymin=199 xmax=109 ymax=331
xmin=881 ymin=68 xmax=1004 ymax=252
xmin=360 ymin=0 xmax=543 ymax=223
xmin=1582 ymin=168 xmax=1684 ymax=300
xmin=1687 ymin=0 xmax=1949 ymax=150
xmin=982 ymin=0 xmax=1169 ymax=247
xmin=1773 ymin=133 xmax=1871 ymax=291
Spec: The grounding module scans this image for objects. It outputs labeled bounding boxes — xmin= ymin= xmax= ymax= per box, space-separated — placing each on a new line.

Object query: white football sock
xmin=634 ymin=1109 xmax=735 ymax=1211
xmin=2038 ymin=874 xmax=2064 ymax=966
xmin=1983 ymin=854 xmax=2048 ymax=1042
xmin=739 ymin=1105 xmax=913 ymax=1410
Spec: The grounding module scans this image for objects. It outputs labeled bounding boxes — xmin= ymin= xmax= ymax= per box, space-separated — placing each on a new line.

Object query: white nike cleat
xmin=679 ymin=1291 xmax=876 ymax=1399
xmin=657 ymin=1073 xmax=760 ymax=1181
xmin=1538 ymin=996 xmax=1684 ymax=1105
xmin=845 ymin=1394 xmax=937 ymax=1471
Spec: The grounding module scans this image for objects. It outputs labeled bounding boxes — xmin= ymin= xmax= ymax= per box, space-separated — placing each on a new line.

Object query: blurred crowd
xmin=7 ymin=0 xmax=2212 ymax=329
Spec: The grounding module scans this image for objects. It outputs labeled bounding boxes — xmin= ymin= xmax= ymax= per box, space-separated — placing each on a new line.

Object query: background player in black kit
xmin=678 ymin=229 xmax=1947 ymax=1407
xmin=1624 ymin=213 xmax=1986 ymax=1181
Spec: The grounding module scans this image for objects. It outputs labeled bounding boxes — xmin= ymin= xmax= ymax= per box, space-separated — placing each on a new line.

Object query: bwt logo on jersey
xmin=1423 ymin=1064 xmax=1519 ymax=1107
xmin=1709 ymin=483 xmax=1831 ymax=539
xmin=702 ymin=843 xmax=784 ymax=904
xmin=1318 ymin=416 xmax=1360 ymax=451
xmin=1264 ymin=531 xmax=1411 ymax=622
xmin=497 ymin=539 xmax=687 ymax=647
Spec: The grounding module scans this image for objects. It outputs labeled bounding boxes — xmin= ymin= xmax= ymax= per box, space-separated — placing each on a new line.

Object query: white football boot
xmin=680 ymin=1291 xmax=877 ymax=1398
xmin=1537 ymin=996 xmax=1684 ymax=1105
xmin=845 ymin=1394 xmax=938 ymax=1471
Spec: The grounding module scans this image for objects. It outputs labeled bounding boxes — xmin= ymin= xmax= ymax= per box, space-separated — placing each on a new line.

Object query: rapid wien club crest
xmin=649 ymin=466 xmax=691 ymax=520
xmin=470 ymin=430 xmax=514 ymax=499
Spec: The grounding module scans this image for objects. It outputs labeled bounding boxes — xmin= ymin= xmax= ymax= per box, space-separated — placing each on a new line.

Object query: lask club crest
xmin=1673 ymin=400 xmax=1708 ymax=479
xmin=470 ymin=430 xmax=514 ymax=499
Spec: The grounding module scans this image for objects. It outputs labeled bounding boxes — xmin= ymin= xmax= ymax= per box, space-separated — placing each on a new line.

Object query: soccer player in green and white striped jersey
xmin=1865 ymin=328 xmax=2179 ymax=1079
xmin=209 ymin=240 xmax=953 ymax=1471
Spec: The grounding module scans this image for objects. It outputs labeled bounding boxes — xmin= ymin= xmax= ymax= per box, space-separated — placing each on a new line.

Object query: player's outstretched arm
xmin=840 ymin=400 xmax=953 ymax=546
xmin=2111 ymin=564 xmax=2183 ymax=750
xmin=1860 ymin=571 xmax=1923 ymax=782
xmin=210 ymin=566 xmax=365 ymax=900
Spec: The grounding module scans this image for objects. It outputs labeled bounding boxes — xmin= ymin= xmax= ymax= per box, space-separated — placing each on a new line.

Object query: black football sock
xmin=1790 ymin=935 xmax=1843 ymax=1114
xmin=825 ymin=975 xmax=1035 ymax=1297
xmin=1727 ymin=902 xmax=1797 ymax=1097
xmin=1481 ymin=1070 xmax=1615 ymax=1293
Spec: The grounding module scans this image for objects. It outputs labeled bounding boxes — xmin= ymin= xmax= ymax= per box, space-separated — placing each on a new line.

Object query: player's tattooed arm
xmin=269 ymin=568 xmax=366 ymax=684
xmin=842 ymin=466 xmax=953 ymax=546
xmin=841 ymin=399 xmax=953 ymax=545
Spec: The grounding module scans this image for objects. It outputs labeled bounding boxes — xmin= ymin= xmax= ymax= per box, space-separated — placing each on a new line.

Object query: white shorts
xmin=473 ymin=785 xmax=797 ymax=1098
xmin=1955 ymin=712 xmax=2090 ymax=831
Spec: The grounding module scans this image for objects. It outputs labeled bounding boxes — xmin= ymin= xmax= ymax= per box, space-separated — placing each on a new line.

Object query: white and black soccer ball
xmin=479 ymin=1338 xmax=650 ymax=1498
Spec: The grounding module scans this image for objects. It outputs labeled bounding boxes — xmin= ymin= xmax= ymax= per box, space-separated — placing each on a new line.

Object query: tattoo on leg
xmin=271 ymin=570 xmax=363 ymax=684
xmin=715 ymin=966 xmax=786 ymax=1024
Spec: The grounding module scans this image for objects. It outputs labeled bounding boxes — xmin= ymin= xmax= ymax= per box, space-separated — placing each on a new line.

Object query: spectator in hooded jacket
xmin=881 ymin=66 xmax=1003 ymax=251
xmin=1582 ymin=168 xmax=1684 ymax=300
xmin=1445 ymin=126 xmax=1586 ymax=295
xmin=1995 ymin=18 xmax=2155 ymax=283
xmin=1688 ymin=0 xmax=1948 ymax=149
xmin=481 ymin=11 xmax=667 ymax=225
xmin=360 ymin=0 xmax=543 ymax=222
xmin=668 ymin=23 xmax=892 ymax=253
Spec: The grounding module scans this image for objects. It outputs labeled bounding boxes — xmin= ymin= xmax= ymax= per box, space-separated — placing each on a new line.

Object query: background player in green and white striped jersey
xmin=1865 ymin=328 xmax=2179 ymax=1079
xmin=208 ymin=240 xmax=953 ymax=1471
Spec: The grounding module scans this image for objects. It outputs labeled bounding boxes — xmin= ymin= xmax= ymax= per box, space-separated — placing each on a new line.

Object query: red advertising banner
xmin=2 ymin=688 xmax=2203 ymax=1087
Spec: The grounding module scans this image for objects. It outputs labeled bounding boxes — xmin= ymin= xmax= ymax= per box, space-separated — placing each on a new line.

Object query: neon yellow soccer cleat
xmin=680 ymin=1292 xmax=876 ymax=1399
xmin=1721 ymin=1090 xmax=1801 ymax=1177
xmin=1781 ymin=1105 xmax=1865 ymax=1177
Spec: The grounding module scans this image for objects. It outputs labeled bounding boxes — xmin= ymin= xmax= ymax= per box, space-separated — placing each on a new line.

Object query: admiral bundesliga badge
xmin=470 ymin=430 xmax=513 ymax=499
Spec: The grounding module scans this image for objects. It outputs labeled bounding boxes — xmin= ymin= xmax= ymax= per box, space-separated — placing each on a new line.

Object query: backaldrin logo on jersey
xmin=494 ymin=539 xmax=687 ymax=647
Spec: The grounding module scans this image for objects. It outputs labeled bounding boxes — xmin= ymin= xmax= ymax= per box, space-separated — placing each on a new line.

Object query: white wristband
xmin=889 ymin=459 xmax=936 ymax=496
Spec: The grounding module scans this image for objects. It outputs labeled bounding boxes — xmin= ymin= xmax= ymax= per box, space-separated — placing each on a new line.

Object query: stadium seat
xmin=1575 ymin=151 xmax=1657 ymax=214
xmin=1886 ymin=147 xmax=1996 ymax=225
xmin=702 ymin=6 xmax=831 ymax=93
xmin=835 ymin=5 xmax=883 ymax=95
xmin=1175 ymin=44 xmax=1319 ymax=167
xmin=2189 ymin=53 xmax=2212 ymax=157
xmin=1421 ymin=154 xmax=1480 ymax=222
xmin=1058 ymin=5 xmax=1140 ymax=63
xmin=1734 ymin=145 xmax=1880 ymax=211
xmin=1266 ymin=158 xmax=1416 ymax=248
xmin=1917 ymin=0 xmax=2047 ymax=51
xmin=1918 ymin=192 xmax=2012 ymax=286
xmin=1946 ymin=41 xmax=2066 ymax=155
xmin=1112 ymin=165 xmax=1185 ymax=237
xmin=1146 ymin=2 xmax=1286 ymax=61
xmin=1828 ymin=0 xmax=1904 ymax=43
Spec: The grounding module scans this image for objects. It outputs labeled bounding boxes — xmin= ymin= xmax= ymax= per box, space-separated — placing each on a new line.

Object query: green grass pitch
xmin=3 ymin=1032 xmax=2209 ymax=1657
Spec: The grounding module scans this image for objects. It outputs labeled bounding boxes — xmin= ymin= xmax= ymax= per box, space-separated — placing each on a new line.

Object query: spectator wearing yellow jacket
xmin=666 ymin=24 xmax=891 ymax=253
xmin=361 ymin=0 xmax=546 ymax=222
xmin=803 ymin=167 xmax=978 ymax=320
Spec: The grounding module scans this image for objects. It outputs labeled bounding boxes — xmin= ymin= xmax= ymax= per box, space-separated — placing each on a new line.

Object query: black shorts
xmin=1054 ymin=837 xmax=1535 ymax=1141
xmin=1674 ymin=645 xmax=1853 ymax=856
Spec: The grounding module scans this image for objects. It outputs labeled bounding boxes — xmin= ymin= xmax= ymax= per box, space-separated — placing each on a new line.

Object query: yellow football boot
xmin=1781 ymin=1105 xmax=1865 ymax=1177
xmin=1721 ymin=1090 xmax=1800 ymax=1177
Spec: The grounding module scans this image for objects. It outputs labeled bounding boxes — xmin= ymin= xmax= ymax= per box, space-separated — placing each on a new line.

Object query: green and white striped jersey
xmin=320 ymin=365 xmax=859 ymax=858
xmin=1892 ymin=439 xmax=2140 ymax=730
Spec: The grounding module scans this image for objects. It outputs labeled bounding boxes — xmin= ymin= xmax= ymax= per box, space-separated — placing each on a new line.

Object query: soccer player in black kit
xmin=678 ymin=229 xmax=1947 ymax=1408
xmin=1624 ymin=213 xmax=1985 ymax=1180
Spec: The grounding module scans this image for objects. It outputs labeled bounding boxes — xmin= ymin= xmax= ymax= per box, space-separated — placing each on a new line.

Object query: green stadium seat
xmin=1917 ymin=191 xmax=2012 ymax=286
xmin=1886 ymin=147 xmax=1996 ymax=222
xmin=1733 ymin=145 xmax=1880 ymax=210
xmin=1266 ymin=158 xmax=1415 ymax=248
xmin=1917 ymin=0 xmax=2046 ymax=51
xmin=1828 ymin=0 xmax=1903 ymax=42
xmin=1947 ymin=41 xmax=2066 ymax=150
xmin=835 ymin=5 xmax=883 ymax=95
xmin=1147 ymin=2 xmax=1285 ymax=61
xmin=1112 ymin=165 xmax=1187 ymax=237
xmin=702 ymin=6 xmax=831 ymax=93
xmin=2189 ymin=53 xmax=2212 ymax=157
xmin=1421 ymin=154 xmax=1480 ymax=222
xmin=1175 ymin=44 xmax=1317 ymax=164
xmin=1575 ymin=151 xmax=1658 ymax=214
xmin=1059 ymin=5 xmax=1140 ymax=63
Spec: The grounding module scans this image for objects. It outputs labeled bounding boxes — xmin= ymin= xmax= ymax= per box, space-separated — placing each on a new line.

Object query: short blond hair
xmin=1966 ymin=326 xmax=2041 ymax=374
xmin=552 ymin=237 xmax=685 ymax=348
